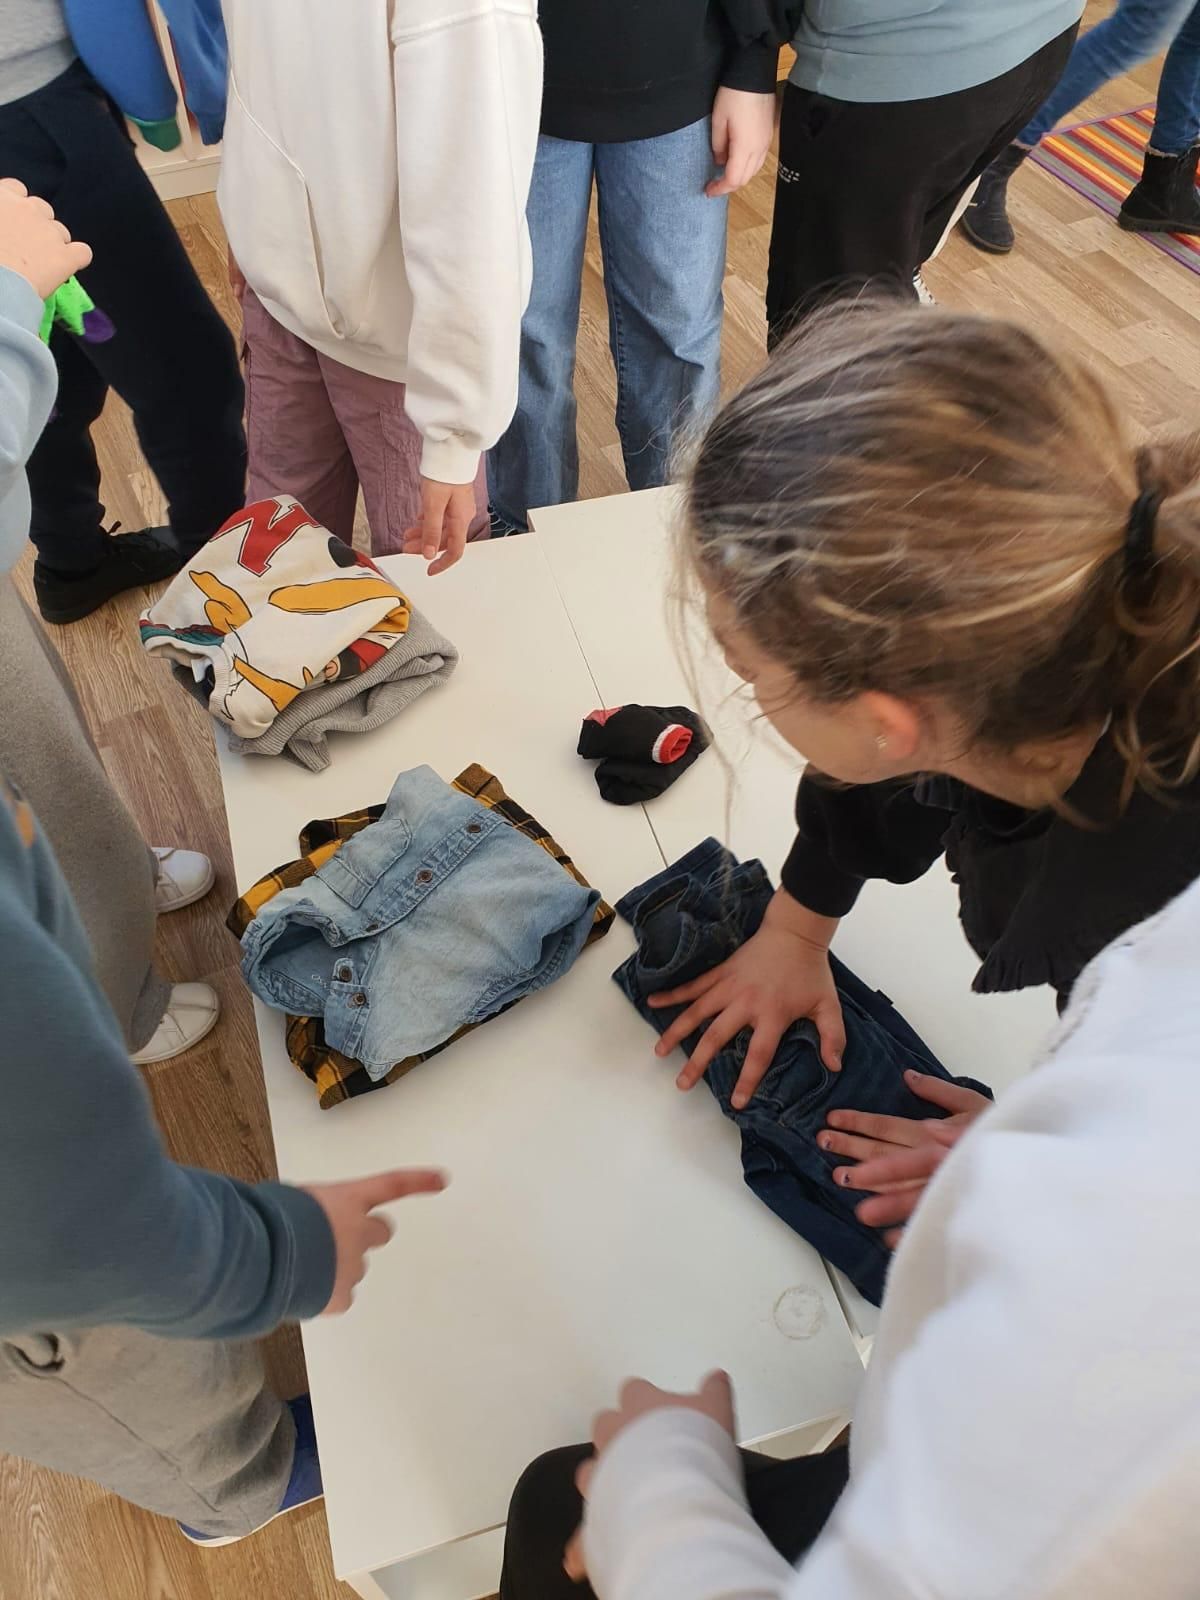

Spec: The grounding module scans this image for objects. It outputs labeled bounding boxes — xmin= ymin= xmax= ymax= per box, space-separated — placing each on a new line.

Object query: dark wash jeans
xmin=613 ymin=839 xmax=992 ymax=1305
xmin=0 ymin=62 xmax=246 ymax=570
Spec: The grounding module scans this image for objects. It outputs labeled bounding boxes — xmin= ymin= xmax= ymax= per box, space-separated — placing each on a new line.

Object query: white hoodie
xmin=218 ymin=0 xmax=542 ymax=486
xmin=585 ymin=876 xmax=1200 ymax=1599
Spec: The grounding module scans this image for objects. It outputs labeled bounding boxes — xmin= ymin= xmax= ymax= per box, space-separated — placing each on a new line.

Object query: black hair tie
xmin=1124 ymin=489 xmax=1163 ymax=584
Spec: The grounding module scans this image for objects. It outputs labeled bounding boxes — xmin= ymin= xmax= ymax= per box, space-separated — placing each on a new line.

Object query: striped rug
xmin=1030 ymin=105 xmax=1200 ymax=276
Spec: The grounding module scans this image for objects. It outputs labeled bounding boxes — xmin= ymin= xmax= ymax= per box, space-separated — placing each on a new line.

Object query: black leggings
xmin=0 ymin=62 xmax=245 ymax=570
xmin=500 ymin=1441 xmax=851 ymax=1599
xmin=767 ymin=25 xmax=1077 ymax=339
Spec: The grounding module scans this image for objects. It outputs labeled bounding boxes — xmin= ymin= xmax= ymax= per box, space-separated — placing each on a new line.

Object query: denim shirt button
xmin=466 ymin=823 xmax=482 ymax=835
xmin=351 ymin=991 xmax=367 ymax=1008
xmin=336 ymin=964 xmax=352 ymax=982
xmin=365 ymin=921 xmax=380 ymax=933
xmin=416 ymin=869 xmax=433 ymax=884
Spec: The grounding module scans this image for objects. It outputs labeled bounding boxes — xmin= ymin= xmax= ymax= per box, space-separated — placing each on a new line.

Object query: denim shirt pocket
xmin=312 ymin=813 xmax=415 ymax=935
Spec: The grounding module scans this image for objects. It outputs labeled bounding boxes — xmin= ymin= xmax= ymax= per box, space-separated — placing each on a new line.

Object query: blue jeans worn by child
xmin=488 ymin=119 xmax=726 ymax=531
xmin=1019 ymin=0 xmax=1200 ymax=153
xmin=240 ymin=765 xmax=601 ymax=1074
xmin=1154 ymin=0 xmax=1200 ymax=152
xmin=613 ymin=839 xmax=992 ymax=1306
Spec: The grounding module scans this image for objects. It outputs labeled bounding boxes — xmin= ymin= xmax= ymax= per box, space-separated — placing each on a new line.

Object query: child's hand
xmin=227 ymin=247 xmax=246 ymax=305
xmin=650 ymin=889 xmax=846 ymax=1105
xmin=403 ymin=477 xmax=477 ymax=575
xmin=302 ymin=1168 xmax=448 ymax=1313
xmin=0 ymin=178 xmax=92 ymax=300
xmin=707 ymin=87 xmax=776 ymax=197
xmin=564 ymin=1372 xmax=737 ymax=1584
xmin=821 ymin=1073 xmax=992 ymax=1245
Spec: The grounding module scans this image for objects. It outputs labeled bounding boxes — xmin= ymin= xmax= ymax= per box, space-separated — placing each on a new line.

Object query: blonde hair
xmin=681 ymin=301 xmax=1200 ymax=798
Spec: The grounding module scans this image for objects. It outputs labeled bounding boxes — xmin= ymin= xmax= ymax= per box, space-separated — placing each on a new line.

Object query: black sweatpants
xmin=499 ymin=1440 xmax=851 ymax=1599
xmin=766 ymin=26 xmax=1077 ymax=339
xmin=0 ymin=63 xmax=246 ymax=572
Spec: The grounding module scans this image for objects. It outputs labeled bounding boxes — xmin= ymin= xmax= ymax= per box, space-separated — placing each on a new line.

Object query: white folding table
xmin=213 ymin=490 xmax=1054 ymax=1597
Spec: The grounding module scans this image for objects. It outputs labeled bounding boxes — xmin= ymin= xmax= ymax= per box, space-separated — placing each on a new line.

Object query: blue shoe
xmin=179 ymin=1394 xmax=323 ymax=1546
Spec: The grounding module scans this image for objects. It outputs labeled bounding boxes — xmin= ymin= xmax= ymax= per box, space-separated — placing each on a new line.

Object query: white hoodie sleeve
xmin=391 ymin=1 xmax=542 ymax=486
xmin=582 ymin=888 xmax=1200 ymax=1600
xmin=586 ymin=1410 xmax=797 ymax=1600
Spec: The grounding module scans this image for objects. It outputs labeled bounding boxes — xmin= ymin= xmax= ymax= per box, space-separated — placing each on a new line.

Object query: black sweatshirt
xmin=537 ymin=1 xmax=786 ymax=144
xmin=782 ymin=735 xmax=1200 ymax=1002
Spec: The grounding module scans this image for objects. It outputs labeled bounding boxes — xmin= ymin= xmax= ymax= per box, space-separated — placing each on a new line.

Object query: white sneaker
xmin=913 ymin=269 xmax=937 ymax=305
xmin=131 ymin=983 xmax=221 ymax=1065
xmin=153 ymin=847 xmax=215 ymax=913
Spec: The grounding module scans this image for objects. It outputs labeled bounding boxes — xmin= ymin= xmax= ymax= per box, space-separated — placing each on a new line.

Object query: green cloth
xmin=38 ymin=275 xmax=95 ymax=343
xmin=132 ymin=113 xmax=183 ymax=152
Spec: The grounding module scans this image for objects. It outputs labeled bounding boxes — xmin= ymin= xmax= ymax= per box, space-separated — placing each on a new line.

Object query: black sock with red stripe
xmin=577 ymin=704 xmax=710 ymax=804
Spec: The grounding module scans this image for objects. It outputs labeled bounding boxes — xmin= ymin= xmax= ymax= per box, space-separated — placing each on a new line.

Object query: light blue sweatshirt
xmin=789 ymin=0 xmax=1084 ymax=103
xmin=0 ymin=267 xmax=335 ymax=1338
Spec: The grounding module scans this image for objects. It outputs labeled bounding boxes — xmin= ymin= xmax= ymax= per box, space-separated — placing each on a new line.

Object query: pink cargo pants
xmin=242 ymin=288 xmax=489 ymax=556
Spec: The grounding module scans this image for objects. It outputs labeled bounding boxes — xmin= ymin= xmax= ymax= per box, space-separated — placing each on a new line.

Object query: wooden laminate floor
xmin=3 ymin=15 xmax=1198 ymax=1598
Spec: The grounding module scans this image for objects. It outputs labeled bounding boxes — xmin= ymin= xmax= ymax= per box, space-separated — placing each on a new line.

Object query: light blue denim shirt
xmin=241 ymin=766 xmax=601 ymax=1075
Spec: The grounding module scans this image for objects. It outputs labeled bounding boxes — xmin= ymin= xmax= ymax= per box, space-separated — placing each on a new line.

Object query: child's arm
xmin=61 ymin=0 xmax=184 ymax=151
xmin=716 ymin=1 xmax=792 ymax=95
xmin=0 ymin=181 xmax=89 ymax=574
xmin=783 ymin=774 xmax=953 ymax=918
xmin=0 ymin=803 xmax=336 ymax=1342
xmin=389 ymin=1 xmax=542 ymax=490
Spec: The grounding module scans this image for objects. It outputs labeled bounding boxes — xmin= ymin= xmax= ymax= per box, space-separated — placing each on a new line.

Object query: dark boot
xmin=1118 ymin=144 xmax=1200 ymax=235
xmin=959 ymin=144 xmax=1031 ymax=255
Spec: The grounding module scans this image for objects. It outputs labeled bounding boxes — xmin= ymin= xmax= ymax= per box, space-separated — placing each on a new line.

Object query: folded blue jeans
xmin=241 ymin=765 xmax=601 ymax=1076
xmin=613 ymin=839 xmax=992 ymax=1306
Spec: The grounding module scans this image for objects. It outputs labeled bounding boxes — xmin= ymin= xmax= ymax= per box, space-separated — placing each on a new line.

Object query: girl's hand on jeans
xmin=650 ymin=889 xmax=845 ymax=1107
xmin=0 ymin=178 xmax=92 ymax=300
xmin=821 ymin=1072 xmax=992 ymax=1245
xmin=403 ymin=477 xmax=477 ymax=575
xmin=563 ymin=1372 xmax=737 ymax=1583
xmin=707 ymin=88 xmax=777 ymax=197
xmin=303 ymin=1169 xmax=447 ymax=1313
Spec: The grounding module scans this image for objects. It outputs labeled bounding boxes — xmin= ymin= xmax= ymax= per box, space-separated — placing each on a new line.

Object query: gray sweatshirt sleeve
xmin=0 ymin=850 xmax=337 ymax=1340
xmin=0 ymin=276 xmax=338 ymax=1335
xmin=0 ymin=266 xmax=57 ymax=576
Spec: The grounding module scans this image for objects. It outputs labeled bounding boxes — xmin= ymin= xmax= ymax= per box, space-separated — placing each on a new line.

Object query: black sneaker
xmin=34 ymin=527 xmax=184 ymax=625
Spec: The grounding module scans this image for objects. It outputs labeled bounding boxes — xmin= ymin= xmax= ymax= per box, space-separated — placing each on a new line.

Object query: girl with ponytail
xmin=653 ymin=300 xmax=1200 ymax=1235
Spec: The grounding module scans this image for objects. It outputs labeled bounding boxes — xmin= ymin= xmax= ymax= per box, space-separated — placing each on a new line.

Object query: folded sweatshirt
xmin=140 ymin=496 xmax=420 ymax=740
xmin=219 ymin=604 xmax=458 ymax=772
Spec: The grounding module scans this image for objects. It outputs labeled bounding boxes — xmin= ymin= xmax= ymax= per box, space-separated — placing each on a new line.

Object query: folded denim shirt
xmin=236 ymin=765 xmax=611 ymax=1093
xmin=613 ymin=838 xmax=992 ymax=1305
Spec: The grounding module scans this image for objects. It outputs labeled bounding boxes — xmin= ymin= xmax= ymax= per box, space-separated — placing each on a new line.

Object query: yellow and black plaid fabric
xmin=228 ymin=764 xmax=614 ymax=1109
